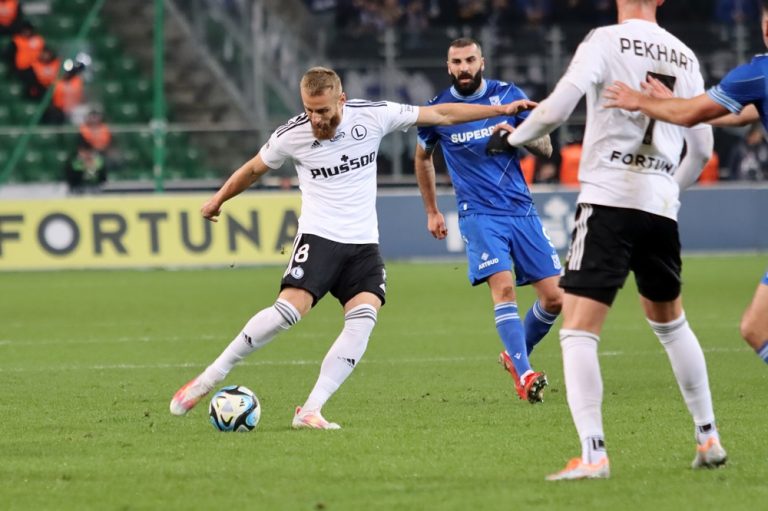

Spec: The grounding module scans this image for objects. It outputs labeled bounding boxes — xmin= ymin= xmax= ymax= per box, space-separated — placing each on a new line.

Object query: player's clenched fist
xmin=201 ymin=199 xmax=222 ymax=222
xmin=485 ymin=122 xmax=517 ymax=156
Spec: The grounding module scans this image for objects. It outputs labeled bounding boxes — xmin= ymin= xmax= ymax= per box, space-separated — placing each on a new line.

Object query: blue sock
xmin=758 ymin=341 xmax=768 ymax=364
xmin=495 ymin=302 xmax=531 ymax=377
xmin=524 ymin=300 xmax=559 ymax=355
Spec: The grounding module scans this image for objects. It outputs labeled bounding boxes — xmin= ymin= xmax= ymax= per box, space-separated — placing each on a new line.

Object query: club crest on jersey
xmin=351 ymin=125 xmax=367 ymax=140
xmin=309 ymin=151 xmax=377 ymax=179
xmin=290 ymin=266 xmax=304 ymax=279
xmin=489 ymin=95 xmax=501 ymax=106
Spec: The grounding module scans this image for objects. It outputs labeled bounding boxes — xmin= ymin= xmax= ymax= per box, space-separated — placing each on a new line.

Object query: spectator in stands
xmin=727 ymin=123 xmax=768 ymax=181
xmin=714 ymin=0 xmax=759 ymax=25
xmin=9 ymin=20 xmax=43 ymax=77
xmin=456 ymin=0 xmax=489 ymax=27
xmin=380 ymin=0 xmax=404 ymax=27
xmin=0 ymin=0 xmax=22 ymax=37
xmin=25 ymin=46 xmax=60 ymax=100
xmin=45 ymin=59 xmax=86 ymax=125
xmin=78 ymin=110 xmax=112 ymax=154
xmin=559 ymin=138 xmax=582 ymax=186
xmin=402 ymin=0 xmax=429 ymax=48
xmin=551 ymin=0 xmax=592 ymax=22
xmin=64 ymin=145 xmax=107 ymax=194
xmin=486 ymin=0 xmax=517 ymax=32
xmin=515 ymin=0 xmax=553 ymax=25
xmin=590 ymin=0 xmax=616 ymax=24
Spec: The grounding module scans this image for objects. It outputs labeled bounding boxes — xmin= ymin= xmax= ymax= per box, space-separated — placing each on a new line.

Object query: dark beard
xmin=451 ymin=69 xmax=483 ymax=96
xmin=311 ymin=112 xmax=342 ymax=140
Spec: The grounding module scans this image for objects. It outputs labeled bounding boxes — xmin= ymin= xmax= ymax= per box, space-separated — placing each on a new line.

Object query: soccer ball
xmin=208 ymin=385 xmax=261 ymax=432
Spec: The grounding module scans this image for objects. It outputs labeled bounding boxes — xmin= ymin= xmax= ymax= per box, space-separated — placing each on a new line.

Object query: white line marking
xmin=0 ymin=347 xmax=751 ymax=373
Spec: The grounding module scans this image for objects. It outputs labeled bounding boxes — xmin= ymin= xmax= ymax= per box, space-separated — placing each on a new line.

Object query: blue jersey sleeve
xmin=417 ymin=124 xmax=438 ymax=152
xmin=707 ymin=59 xmax=767 ymax=114
xmin=417 ymin=96 xmax=440 ymax=152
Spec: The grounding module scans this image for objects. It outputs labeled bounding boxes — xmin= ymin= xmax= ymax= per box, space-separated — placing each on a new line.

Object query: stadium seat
xmin=93 ymin=34 xmax=121 ymax=61
xmin=124 ymin=78 xmax=151 ymax=101
xmin=19 ymin=150 xmax=46 ymax=181
xmin=111 ymin=56 xmax=139 ymax=80
xmin=58 ymin=132 xmax=78 ymax=150
xmin=46 ymin=15 xmax=77 ymax=38
xmin=124 ymin=131 xmax=154 ymax=159
xmin=0 ymin=105 xmax=11 ymax=125
xmin=0 ymin=132 xmax=22 ymax=151
xmin=52 ymin=0 xmax=94 ymax=17
xmin=110 ymin=101 xmax=141 ymax=123
xmin=119 ymin=148 xmax=144 ymax=168
xmin=4 ymin=82 xmax=23 ymax=104
xmin=11 ymin=103 xmax=39 ymax=125
xmin=27 ymin=133 xmax=59 ymax=154
xmin=101 ymin=79 xmax=125 ymax=102
xmin=44 ymin=148 xmax=69 ymax=168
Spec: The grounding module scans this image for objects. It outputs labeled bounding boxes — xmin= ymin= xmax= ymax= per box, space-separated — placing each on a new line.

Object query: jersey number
xmin=642 ymin=72 xmax=677 ymax=145
xmin=293 ymin=243 xmax=310 ymax=263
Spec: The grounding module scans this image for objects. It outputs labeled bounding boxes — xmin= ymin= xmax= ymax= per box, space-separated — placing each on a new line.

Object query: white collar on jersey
xmin=449 ymin=79 xmax=488 ymax=102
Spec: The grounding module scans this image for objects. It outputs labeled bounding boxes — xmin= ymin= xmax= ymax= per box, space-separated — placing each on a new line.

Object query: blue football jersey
xmin=707 ymin=54 xmax=768 ymax=132
xmin=417 ymin=79 xmax=536 ymax=217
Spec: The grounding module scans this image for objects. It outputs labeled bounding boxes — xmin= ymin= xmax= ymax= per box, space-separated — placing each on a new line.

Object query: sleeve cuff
xmin=706 ymin=86 xmax=743 ymax=114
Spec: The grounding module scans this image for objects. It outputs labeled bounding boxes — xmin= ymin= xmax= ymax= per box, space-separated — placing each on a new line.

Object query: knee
xmin=739 ymin=314 xmax=756 ymax=344
xmin=539 ymin=290 xmax=563 ymax=314
xmin=493 ymin=285 xmax=517 ymax=303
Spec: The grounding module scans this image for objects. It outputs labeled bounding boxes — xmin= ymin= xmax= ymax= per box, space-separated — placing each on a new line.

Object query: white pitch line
xmin=0 ymin=347 xmax=752 ymax=373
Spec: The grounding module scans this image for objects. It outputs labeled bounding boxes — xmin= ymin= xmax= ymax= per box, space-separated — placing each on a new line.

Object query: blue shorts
xmin=762 ymin=270 xmax=768 ymax=286
xmin=458 ymin=213 xmax=562 ymax=286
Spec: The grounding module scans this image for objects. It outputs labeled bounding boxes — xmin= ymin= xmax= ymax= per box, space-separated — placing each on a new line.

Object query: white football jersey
xmin=259 ymin=100 xmax=419 ymax=243
xmin=562 ymin=19 xmax=708 ymax=220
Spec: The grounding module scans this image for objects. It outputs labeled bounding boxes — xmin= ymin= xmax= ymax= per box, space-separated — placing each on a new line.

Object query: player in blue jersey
xmin=603 ymin=0 xmax=768 ymax=366
xmin=414 ymin=38 xmax=562 ymax=404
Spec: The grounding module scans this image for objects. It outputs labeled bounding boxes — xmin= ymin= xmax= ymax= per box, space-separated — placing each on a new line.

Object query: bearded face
xmin=451 ymin=67 xmax=483 ymax=96
xmin=310 ymin=110 xmax=342 ymax=140
xmin=302 ymin=89 xmax=345 ymax=140
xmin=447 ymin=43 xmax=485 ymax=96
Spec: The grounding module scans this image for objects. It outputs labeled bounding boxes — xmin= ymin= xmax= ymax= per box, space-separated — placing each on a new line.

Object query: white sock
xmin=560 ymin=329 xmax=606 ymax=463
xmin=301 ymin=304 xmax=377 ymax=412
xmin=647 ymin=313 xmax=717 ymax=438
xmin=201 ymin=299 xmax=300 ymax=385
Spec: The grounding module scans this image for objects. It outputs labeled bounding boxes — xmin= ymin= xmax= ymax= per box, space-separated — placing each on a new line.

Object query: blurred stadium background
xmin=0 ymin=0 xmax=766 ymax=270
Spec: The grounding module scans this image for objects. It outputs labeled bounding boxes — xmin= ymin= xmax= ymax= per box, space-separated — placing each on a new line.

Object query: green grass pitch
xmin=1 ymin=255 xmax=766 ymax=510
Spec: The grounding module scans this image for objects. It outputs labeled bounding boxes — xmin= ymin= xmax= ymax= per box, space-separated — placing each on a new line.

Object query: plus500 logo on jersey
xmin=310 ymin=151 xmax=377 ymax=179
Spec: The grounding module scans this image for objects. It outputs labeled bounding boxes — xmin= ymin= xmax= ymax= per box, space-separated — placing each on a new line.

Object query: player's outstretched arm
xmin=709 ymin=104 xmax=760 ymax=127
xmin=416 ymin=99 xmax=537 ymax=126
xmin=414 ymin=144 xmax=447 ymax=240
xmin=604 ymin=81 xmax=729 ymax=127
xmin=506 ymin=81 xmax=583 ymax=148
xmin=201 ymin=153 xmax=271 ymax=222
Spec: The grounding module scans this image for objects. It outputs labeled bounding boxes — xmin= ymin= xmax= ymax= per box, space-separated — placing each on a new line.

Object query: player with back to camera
xmin=603 ymin=0 xmax=768 ymax=370
xmin=414 ymin=37 xmax=562 ymax=404
xmin=169 ymin=66 xmax=536 ymax=429
xmin=494 ymin=0 xmax=727 ymax=479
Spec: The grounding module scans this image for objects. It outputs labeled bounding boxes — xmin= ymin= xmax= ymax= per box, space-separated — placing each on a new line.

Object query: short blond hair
xmin=300 ymin=67 xmax=342 ymax=97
